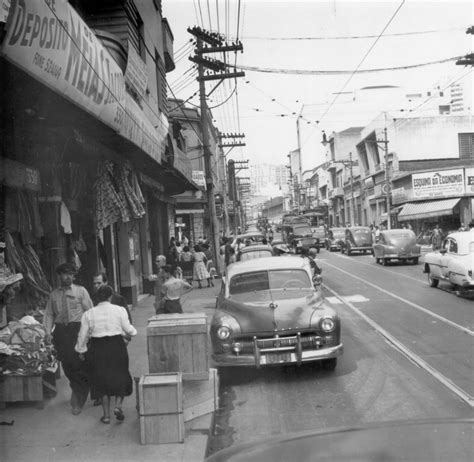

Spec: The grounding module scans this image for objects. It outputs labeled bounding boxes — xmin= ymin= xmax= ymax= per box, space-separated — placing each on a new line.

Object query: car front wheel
xmin=321 ymin=358 xmax=337 ymax=371
xmin=428 ymin=271 xmax=439 ymax=287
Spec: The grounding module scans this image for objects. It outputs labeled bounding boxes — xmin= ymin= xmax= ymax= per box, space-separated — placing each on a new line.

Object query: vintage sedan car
xmin=283 ymin=221 xmax=320 ymax=253
xmin=211 ymin=257 xmax=343 ymax=369
xmin=373 ymin=229 xmax=421 ymax=265
xmin=325 ymin=227 xmax=345 ymax=251
xmin=231 ymin=231 xmax=265 ymax=247
xmin=341 ymin=226 xmax=373 ymax=255
xmin=311 ymin=226 xmax=327 ymax=250
xmin=423 ymin=231 xmax=474 ymax=295
xmin=236 ymin=244 xmax=273 ymax=262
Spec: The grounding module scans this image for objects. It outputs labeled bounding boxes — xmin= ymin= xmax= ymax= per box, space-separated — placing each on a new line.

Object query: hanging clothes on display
xmin=94 ymin=161 xmax=130 ymax=232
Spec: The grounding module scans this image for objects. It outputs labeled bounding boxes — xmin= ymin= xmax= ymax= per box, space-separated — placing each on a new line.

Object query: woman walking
xmin=75 ymin=285 xmax=137 ymax=424
xmin=193 ymin=244 xmax=211 ymax=288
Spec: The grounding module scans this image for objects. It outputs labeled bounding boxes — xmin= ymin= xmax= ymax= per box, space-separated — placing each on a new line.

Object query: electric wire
xmin=301 ymin=0 xmax=407 ymax=149
xmin=243 ymin=26 xmax=466 ymax=40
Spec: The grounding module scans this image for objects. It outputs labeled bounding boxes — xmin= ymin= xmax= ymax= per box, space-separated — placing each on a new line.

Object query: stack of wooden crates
xmin=138 ymin=313 xmax=219 ymax=445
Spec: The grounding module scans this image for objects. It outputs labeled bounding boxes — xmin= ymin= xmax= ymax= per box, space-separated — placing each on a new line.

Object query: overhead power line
xmin=224 ymin=56 xmax=460 ymax=75
xmin=242 ymin=26 xmax=466 ymax=40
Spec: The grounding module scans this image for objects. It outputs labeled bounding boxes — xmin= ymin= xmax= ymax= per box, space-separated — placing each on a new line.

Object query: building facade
xmin=0 ymin=0 xmax=195 ymax=310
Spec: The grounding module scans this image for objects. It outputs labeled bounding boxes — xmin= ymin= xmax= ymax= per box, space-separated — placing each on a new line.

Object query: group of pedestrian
xmin=44 ymin=263 xmax=136 ymax=424
xmin=163 ymin=237 xmax=215 ymax=288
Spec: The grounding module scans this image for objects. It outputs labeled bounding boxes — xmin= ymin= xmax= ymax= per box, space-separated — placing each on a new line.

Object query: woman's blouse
xmin=75 ymin=302 xmax=137 ymax=353
xmin=180 ymin=251 xmax=193 ymax=262
xmin=193 ymin=252 xmax=206 ymax=263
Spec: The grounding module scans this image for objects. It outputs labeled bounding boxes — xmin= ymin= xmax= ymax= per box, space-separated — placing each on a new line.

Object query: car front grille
xmin=233 ymin=332 xmax=324 ymax=354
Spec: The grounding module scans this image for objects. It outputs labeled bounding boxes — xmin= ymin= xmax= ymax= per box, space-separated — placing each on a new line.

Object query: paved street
xmin=206 ymin=251 xmax=474 ymax=457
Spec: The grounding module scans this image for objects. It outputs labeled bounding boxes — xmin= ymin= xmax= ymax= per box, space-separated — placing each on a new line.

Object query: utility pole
xmin=383 ymin=124 xmax=391 ymax=229
xmin=349 ymin=152 xmax=355 ymax=226
xmin=188 ymin=26 xmax=244 ymax=271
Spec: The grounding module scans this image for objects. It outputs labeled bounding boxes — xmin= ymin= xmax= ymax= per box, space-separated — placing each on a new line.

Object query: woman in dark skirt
xmin=75 ymin=285 xmax=137 ymax=424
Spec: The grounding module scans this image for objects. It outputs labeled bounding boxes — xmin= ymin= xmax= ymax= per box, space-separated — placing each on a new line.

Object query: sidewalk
xmin=1 ymin=282 xmax=220 ymax=462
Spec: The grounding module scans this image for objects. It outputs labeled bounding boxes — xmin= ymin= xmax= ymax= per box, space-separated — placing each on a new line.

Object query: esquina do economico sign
xmin=412 ymin=169 xmax=465 ymax=199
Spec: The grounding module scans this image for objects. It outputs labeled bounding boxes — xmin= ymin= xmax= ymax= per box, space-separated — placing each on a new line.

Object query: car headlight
xmin=320 ymin=317 xmax=336 ymax=333
xmin=217 ymin=325 xmax=231 ymax=340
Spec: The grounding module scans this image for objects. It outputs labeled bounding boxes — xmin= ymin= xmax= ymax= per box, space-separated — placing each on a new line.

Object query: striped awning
xmin=398 ymin=198 xmax=460 ymax=221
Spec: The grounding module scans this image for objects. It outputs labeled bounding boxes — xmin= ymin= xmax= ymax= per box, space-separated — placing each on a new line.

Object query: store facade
xmin=392 ymin=167 xmax=473 ymax=235
xmin=0 ymin=0 xmax=193 ymax=310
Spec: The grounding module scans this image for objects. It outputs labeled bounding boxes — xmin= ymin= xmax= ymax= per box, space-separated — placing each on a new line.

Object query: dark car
xmin=283 ymin=222 xmax=319 ymax=254
xmin=311 ymin=226 xmax=327 ymax=250
xmin=206 ymin=418 xmax=474 ymax=462
xmin=373 ymin=229 xmax=421 ymax=265
xmin=341 ymin=226 xmax=373 ymax=255
xmin=325 ymin=227 xmax=345 ymax=251
xmin=210 ymin=257 xmax=343 ymax=369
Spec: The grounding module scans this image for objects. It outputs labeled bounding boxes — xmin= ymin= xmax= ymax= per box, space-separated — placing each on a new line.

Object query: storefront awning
xmin=398 ymin=198 xmax=460 ymax=221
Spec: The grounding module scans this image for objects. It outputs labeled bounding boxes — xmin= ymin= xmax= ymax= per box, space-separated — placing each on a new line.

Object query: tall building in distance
xmin=249 ymin=163 xmax=290 ymax=197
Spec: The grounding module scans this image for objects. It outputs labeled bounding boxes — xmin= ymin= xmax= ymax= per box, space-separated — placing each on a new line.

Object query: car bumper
xmin=212 ymin=343 xmax=344 ymax=367
xmin=382 ymin=253 xmax=421 ymax=259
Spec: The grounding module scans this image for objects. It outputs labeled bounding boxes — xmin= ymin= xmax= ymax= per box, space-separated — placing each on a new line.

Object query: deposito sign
xmin=1 ymin=0 xmax=167 ymax=163
xmin=412 ymin=169 xmax=465 ymax=199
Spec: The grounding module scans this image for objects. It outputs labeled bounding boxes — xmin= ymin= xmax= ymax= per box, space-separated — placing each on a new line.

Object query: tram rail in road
xmin=323 ymin=281 xmax=474 ymax=408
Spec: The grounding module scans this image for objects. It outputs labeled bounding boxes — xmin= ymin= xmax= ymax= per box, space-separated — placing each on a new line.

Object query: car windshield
xmin=353 ymin=228 xmax=370 ymax=235
xmin=332 ymin=229 xmax=345 ymax=238
xmin=313 ymin=228 xmax=326 ymax=237
xmin=229 ymin=269 xmax=312 ymax=296
xmin=294 ymin=225 xmax=312 ymax=235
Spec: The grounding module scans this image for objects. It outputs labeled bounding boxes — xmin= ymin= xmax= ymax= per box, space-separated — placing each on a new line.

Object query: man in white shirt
xmin=44 ymin=263 xmax=93 ymax=415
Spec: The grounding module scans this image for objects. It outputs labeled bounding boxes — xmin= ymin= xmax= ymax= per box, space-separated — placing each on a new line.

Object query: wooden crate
xmin=138 ymin=373 xmax=184 ymax=444
xmin=147 ymin=313 xmax=209 ymax=380
xmin=183 ymin=368 xmax=219 ymax=422
xmin=0 ymin=374 xmax=44 ymax=408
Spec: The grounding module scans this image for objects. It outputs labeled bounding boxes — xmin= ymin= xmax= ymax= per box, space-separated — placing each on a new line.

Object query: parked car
xmin=341 ymin=226 xmax=373 ymax=255
xmin=311 ymin=226 xmax=327 ymax=250
xmin=325 ymin=227 xmax=346 ymax=251
xmin=231 ymin=232 xmax=265 ymax=247
xmin=283 ymin=221 xmax=319 ymax=253
xmin=210 ymin=257 xmax=343 ymax=369
xmin=423 ymin=231 xmax=474 ymax=296
xmin=373 ymin=229 xmax=421 ymax=265
xmin=236 ymin=244 xmax=273 ymax=262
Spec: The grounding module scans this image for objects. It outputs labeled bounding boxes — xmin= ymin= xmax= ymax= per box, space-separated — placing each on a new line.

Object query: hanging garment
xmin=117 ymin=164 xmax=145 ymax=220
xmin=94 ymin=161 xmax=129 ymax=231
xmin=60 ymin=202 xmax=72 ymax=234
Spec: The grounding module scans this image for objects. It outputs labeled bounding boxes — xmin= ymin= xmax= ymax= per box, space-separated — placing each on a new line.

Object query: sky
xmin=163 ymin=0 xmax=473 ymax=172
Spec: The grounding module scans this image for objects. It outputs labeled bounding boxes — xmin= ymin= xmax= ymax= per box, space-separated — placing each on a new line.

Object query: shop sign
xmin=124 ymin=40 xmax=148 ymax=99
xmin=412 ymin=169 xmax=465 ymax=199
xmin=465 ymin=167 xmax=474 ymax=194
xmin=0 ymin=158 xmax=40 ymax=191
xmin=1 ymin=0 xmax=167 ymax=164
xmin=391 ymin=186 xmax=408 ymax=204
xmin=192 ymin=171 xmax=206 ymax=189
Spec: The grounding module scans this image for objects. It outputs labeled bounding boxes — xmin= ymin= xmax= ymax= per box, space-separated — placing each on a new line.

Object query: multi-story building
xmin=0 ymin=0 xmax=197 ymax=308
xmin=249 ymin=163 xmax=290 ymax=196
xmin=322 ymin=127 xmax=363 ymax=227
xmin=356 ymin=113 xmax=473 ymax=231
xmin=167 ymin=99 xmax=225 ymax=244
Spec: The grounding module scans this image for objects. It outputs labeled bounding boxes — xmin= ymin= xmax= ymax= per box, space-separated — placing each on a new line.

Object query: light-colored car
xmin=423 ymin=231 xmax=474 ymax=295
xmin=373 ymin=229 xmax=421 ymax=265
xmin=236 ymin=244 xmax=273 ymax=262
xmin=210 ymin=257 xmax=343 ymax=369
